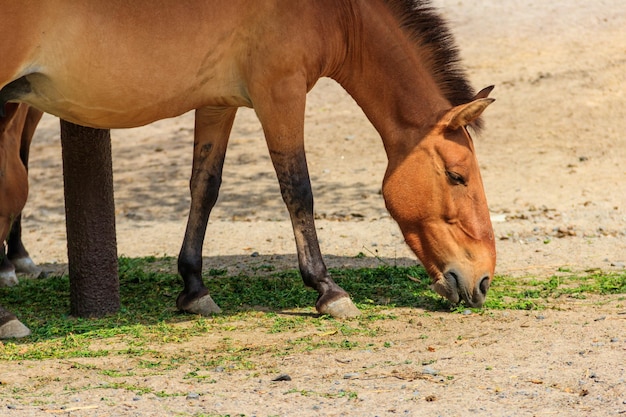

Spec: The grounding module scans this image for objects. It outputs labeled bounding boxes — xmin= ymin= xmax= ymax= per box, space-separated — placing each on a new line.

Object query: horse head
xmin=382 ymin=90 xmax=496 ymax=308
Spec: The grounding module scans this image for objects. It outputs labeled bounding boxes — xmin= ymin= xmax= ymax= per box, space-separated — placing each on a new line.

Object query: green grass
xmin=0 ymin=256 xmax=624 ymax=361
xmin=485 ymin=270 xmax=626 ymax=310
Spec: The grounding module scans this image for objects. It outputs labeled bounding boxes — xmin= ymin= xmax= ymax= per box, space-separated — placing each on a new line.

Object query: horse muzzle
xmin=435 ymin=269 xmax=491 ymax=308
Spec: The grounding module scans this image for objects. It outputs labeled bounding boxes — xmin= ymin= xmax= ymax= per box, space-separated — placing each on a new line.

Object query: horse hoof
xmin=318 ymin=297 xmax=361 ymax=319
xmin=181 ymin=294 xmax=222 ymax=316
xmin=12 ymin=257 xmax=43 ymax=277
xmin=0 ymin=318 xmax=31 ymax=339
xmin=0 ymin=270 xmax=18 ymax=287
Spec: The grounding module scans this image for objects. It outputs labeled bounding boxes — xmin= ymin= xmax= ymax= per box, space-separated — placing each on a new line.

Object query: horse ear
xmin=446 ymin=98 xmax=495 ymax=131
xmin=473 ymin=85 xmax=495 ymax=100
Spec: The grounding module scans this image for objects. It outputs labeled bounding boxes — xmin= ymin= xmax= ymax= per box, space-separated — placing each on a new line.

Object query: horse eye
xmin=446 ymin=171 xmax=466 ymax=186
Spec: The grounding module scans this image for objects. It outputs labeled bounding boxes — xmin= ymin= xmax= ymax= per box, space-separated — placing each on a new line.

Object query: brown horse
xmin=0 ymin=0 xmax=496 ymax=327
xmin=0 ymin=103 xmax=42 ymax=338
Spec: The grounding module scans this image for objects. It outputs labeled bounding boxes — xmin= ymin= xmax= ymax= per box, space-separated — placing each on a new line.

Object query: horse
xmin=0 ymin=0 xmax=496 ymax=331
xmin=0 ymin=103 xmax=42 ymax=338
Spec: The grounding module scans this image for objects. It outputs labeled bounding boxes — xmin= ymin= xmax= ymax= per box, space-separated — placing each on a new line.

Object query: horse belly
xmin=23 ymin=69 xmax=247 ymax=129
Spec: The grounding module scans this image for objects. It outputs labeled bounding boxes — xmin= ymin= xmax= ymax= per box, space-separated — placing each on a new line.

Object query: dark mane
xmin=383 ymin=0 xmax=482 ymax=128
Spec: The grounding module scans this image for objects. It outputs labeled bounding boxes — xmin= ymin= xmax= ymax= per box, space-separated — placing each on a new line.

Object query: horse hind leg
xmin=176 ymin=106 xmax=237 ymax=316
xmin=0 ymin=305 xmax=31 ymax=339
xmin=7 ymin=213 xmax=42 ymax=277
xmin=6 ymin=106 xmax=44 ymax=277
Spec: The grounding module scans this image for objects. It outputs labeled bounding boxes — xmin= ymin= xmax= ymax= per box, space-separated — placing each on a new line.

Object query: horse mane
xmin=383 ymin=0 xmax=483 ymax=130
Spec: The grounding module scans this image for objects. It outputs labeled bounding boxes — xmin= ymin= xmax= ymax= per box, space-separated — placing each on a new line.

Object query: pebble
xmin=186 ymin=392 xmax=200 ymax=400
xmin=422 ymin=366 xmax=439 ymax=376
xmin=462 ymin=310 xmax=472 ymax=315
xmin=343 ymin=372 xmax=360 ymax=379
xmin=7 ymin=405 xmax=17 ymax=410
xmin=272 ymin=374 xmax=292 ymax=382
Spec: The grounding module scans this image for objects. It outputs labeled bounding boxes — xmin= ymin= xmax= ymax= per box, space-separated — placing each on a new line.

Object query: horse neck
xmin=329 ymin=0 xmax=450 ymax=158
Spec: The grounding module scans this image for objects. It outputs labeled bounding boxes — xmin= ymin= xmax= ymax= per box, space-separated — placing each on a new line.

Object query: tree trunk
xmin=60 ymin=120 xmax=119 ymax=317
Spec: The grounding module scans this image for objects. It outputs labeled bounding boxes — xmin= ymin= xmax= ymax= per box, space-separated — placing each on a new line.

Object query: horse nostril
xmin=479 ymin=276 xmax=491 ymax=295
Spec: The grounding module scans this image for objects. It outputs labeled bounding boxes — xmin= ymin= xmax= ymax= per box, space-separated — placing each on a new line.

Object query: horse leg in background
xmin=0 ymin=245 xmax=18 ymax=287
xmin=176 ymin=106 xmax=237 ymax=315
xmin=6 ymin=107 xmax=43 ymax=277
xmin=254 ymin=79 xmax=361 ymax=319
xmin=0 ymin=304 xmax=31 ymax=339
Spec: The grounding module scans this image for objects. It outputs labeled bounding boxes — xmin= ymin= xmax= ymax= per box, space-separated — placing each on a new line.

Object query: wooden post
xmin=60 ymin=120 xmax=119 ymax=317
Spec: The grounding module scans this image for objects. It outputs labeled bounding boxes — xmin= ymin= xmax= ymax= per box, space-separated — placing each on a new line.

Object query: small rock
xmin=251 ymin=251 xmax=259 ymax=257
xmin=132 ymin=397 xmax=142 ymax=402
xmin=7 ymin=405 xmax=17 ymax=410
xmin=422 ymin=366 xmax=439 ymax=376
xmin=272 ymin=374 xmax=292 ymax=382
xmin=462 ymin=310 xmax=472 ymax=315
xmin=343 ymin=372 xmax=360 ymax=379
xmin=186 ymin=392 xmax=200 ymax=400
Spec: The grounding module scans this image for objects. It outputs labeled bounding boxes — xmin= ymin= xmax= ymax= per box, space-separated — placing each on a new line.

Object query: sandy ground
xmin=1 ymin=0 xmax=625 ymax=416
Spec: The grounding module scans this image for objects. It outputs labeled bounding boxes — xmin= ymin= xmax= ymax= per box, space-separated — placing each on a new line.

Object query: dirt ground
xmin=2 ymin=0 xmax=625 ymax=415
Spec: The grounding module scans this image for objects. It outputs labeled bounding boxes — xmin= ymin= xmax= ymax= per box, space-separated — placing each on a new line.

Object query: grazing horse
xmin=0 ymin=0 xmax=496 ymax=328
xmin=0 ymin=103 xmax=42 ymax=338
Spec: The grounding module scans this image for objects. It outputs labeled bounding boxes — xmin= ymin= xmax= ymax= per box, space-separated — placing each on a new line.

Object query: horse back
xmin=1 ymin=1 xmax=349 ymax=128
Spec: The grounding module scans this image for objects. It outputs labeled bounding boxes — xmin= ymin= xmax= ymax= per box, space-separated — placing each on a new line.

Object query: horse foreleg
xmin=255 ymin=82 xmax=360 ymax=318
xmin=268 ymin=149 xmax=361 ymax=318
xmin=176 ymin=107 xmax=237 ymax=316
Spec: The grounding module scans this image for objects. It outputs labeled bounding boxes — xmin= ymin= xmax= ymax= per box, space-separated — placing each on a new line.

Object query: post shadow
xmin=60 ymin=120 xmax=119 ymax=317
